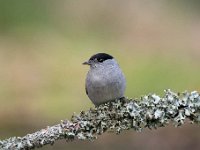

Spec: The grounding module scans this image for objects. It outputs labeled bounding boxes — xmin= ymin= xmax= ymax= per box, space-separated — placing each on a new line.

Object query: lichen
xmin=1 ymin=89 xmax=200 ymax=150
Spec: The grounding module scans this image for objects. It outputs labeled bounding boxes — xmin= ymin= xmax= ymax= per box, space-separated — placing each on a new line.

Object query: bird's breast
xmin=87 ymin=66 xmax=120 ymax=87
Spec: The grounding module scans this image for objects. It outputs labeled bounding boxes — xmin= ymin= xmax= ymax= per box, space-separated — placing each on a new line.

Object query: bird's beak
xmin=82 ymin=61 xmax=90 ymax=65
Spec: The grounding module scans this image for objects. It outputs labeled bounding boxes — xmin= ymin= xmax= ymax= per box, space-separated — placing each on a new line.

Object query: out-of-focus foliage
xmin=0 ymin=1 xmax=200 ymax=150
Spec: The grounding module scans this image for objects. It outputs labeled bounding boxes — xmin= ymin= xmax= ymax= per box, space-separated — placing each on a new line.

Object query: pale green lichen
xmin=1 ymin=89 xmax=200 ymax=150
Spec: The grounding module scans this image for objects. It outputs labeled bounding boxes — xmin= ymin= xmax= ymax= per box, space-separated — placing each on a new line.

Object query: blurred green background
xmin=0 ymin=0 xmax=200 ymax=150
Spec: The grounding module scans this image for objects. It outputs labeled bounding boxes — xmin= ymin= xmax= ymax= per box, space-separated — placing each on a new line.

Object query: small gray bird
xmin=83 ymin=53 xmax=126 ymax=106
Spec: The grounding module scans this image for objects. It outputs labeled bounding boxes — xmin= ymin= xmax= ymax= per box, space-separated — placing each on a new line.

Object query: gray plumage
xmin=83 ymin=53 xmax=126 ymax=106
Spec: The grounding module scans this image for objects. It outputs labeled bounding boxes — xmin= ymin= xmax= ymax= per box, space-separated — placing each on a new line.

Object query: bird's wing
xmin=85 ymin=85 xmax=88 ymax=95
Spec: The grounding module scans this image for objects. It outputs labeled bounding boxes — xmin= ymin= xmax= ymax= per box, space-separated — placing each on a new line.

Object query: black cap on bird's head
xmin=83 ymin=53 xmax=114 ymax=65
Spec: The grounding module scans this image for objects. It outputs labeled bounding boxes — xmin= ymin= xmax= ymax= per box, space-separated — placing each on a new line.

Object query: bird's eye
xmin=99 ymin=59 xmax=104 ymax=62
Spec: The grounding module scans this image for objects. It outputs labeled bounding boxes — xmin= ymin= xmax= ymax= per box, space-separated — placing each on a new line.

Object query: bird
xmin=83 ymin=53 xmax=126 ymax=106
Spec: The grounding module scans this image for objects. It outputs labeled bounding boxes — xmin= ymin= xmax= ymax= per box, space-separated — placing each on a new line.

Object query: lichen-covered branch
xmin=1 ymin=89 xmax=200 ymax=150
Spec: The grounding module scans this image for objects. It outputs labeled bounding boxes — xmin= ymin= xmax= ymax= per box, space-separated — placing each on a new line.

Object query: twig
xmin=1 ymin=89 xmax=200 ymax=150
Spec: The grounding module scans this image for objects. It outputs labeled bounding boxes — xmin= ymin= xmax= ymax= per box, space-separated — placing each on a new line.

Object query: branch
xmin=1 ymin=89 xmax=200 ymax=150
